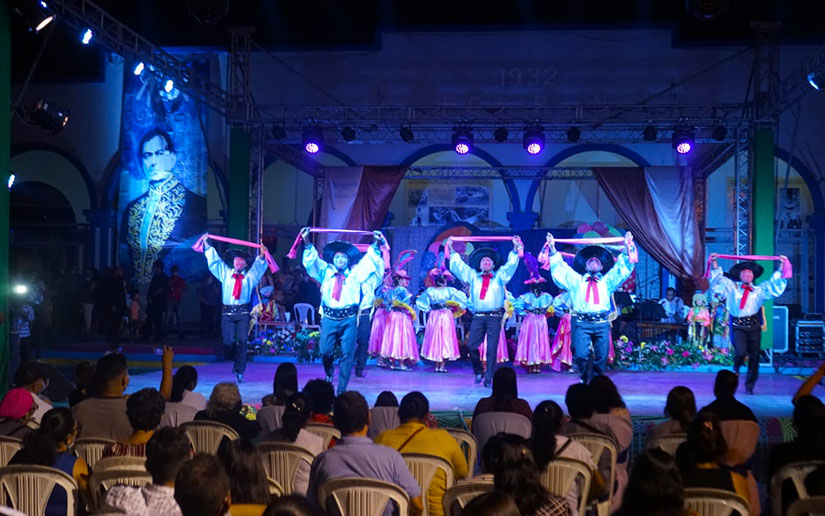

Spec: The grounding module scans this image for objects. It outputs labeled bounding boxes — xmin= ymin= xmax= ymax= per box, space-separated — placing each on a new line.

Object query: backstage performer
xmin=549 ymin=289 xmax=573 ymax=372
xmin=202 ymin=235 xmax=269 ymax=383
xmin=478 ymin=290 xmax=514 ymax=373
xmin=353 ymin=267 xmax=384 ymax=378
xmin=708 ymin=252 xmax=788 ymax=394
xmin=544 ymin=231 xmax=635 ymax=384
xmin=446 ymin=236 xmax=523 ymax=387
xmin=513 ymin=253 xmax=553 ymax=374
xmin=417 ymin=260 xmax=469 ymax=373
xmin=379 ymin=252 xmax=418 ymax=371
xmin=300 ymin=227 xmax=386 ymax=394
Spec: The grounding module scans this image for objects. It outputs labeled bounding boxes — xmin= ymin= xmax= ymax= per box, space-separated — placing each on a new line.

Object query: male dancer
xmin=300 ymin=227 xmax=385 ymax=395
xmin=202 ymin=236 xmax=269 ymax=383
xmin=708 ymin=253 xmax=788 ymax=394
xmin=446 ymin=236 xmax=522 ymax=387
xmin=544 ymin=232 xmax=634 ymax=384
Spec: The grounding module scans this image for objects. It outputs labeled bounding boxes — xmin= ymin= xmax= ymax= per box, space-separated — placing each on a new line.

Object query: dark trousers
xmin=320 ymin=316 xmax=358 ymax=395
xmin=468 ymin=315 xmax=502 ymax=382
xmin=571 ymin=318 xmax=610 ymax=384
xmin=355 ymin=312 xmax=371 ymax=374
xmin=200 ymin=303 xmax=218 ymax=334
xmin=165 ymin=299 xmax=182 ymax=337
xmin=104 ymin=308 xmax=122 ymax=345
xmin=143 ymin=303 xmax=165 ymax=341
xmin=732 ymin=325 xmax=761 ymax=390
xmin=222 ymin=313 xmax=250 ymax=375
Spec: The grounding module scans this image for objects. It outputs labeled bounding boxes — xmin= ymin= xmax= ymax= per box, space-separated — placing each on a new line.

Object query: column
xmin=751 ymin=127 xmax=775 ymax=349
xmin=228 ymin=128 xmax=251 ymax=240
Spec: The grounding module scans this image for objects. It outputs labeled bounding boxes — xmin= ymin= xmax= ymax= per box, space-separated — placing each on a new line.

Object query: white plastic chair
xmin=257 ymin=405 xmax=286 ymax=435
xmin=442 ymin=480 xmax=494 ymax=516
xmin=368 ymin=407 xmax=401 ymax=439
xmin=92 ymin=456 xmax=147 ymax=473
xmin=294 ymin=303 xmax=321 ymax=331
xmin=0 ymin=464 xmax=78 ymax=516
xmin=541 ymin=457 xmax=593 ymax=516
xmin=471 ymin=412 xmax=532 ymax=465
xmin=770 ymin=460 xmax=825 ymax=516
xmin=787 ymin=496 xmax=825 ymax=516
xmin=89 ymin=469 xmax=152 ymax=511
xmin=257 ymin=442 xmax=316 ymax=496
xmin=318 ymin=477 xmax=410 ymax=516
xmin=0 ymin=437 xmax=21 ymax=467
xmin=305 ymin=423 xmax=340 ymax=450
xmin=684 ymin=487 xmax=751 ymax=516
xmin=568 ymin=432 xmax=617 ymax=516
xmin=73 ymin=438 xmax=117 ymax=470
xmin=402 ymin=453 xmax=456 ymax=516
xmin=268 ymin=478 xmax=283 ymax=497
xmin=180 ymin=421 xmax=239 ymax=454
xmin=445 ymin=428 xmax=477 ymax=479
xmin=646 ymin=433 xmax=687 ymax=456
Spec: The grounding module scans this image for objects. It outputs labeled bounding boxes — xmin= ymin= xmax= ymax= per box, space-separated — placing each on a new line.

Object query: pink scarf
xmin=537 ymin=237 xmax=638 ymax=270
xmin=703 ymin=254 xmax=792 ymax=279
xmin=443 ymin=236 xmax=524 ymax=260
xmin=286 ymin=228 xmax=391 ymax=268
xmin=192 ymin=234 xmax=279 ymax=273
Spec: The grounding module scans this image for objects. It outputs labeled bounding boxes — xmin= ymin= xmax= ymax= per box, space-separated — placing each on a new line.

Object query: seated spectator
xmin=9 ymin=408 xmax=89 ymax=516
xmin=698 ymin=370 xmax=757 ymax=422
xmin=217 ymin=439 xmax=273 ymax=516
xmin=650 ymin=386 xmax=696 ymax=439
xmin=262 ymin=362 xmax=298 ymax=407
xmin=531 ymin=400 xmax=604 ymax=516
xmin=374 ymin=390 xmax=399 ymax=407
xmin=261 ymin=392 xmax=324 ymax=496
xmin=461 ymin=491 xmax=520 ymax=516
xmin=103 ymin=387 xmax=166 ymax=457
xmin=615 ymin=449 xmax=698 ymax=516
xmin=162 ymin=366 xmax=204 ymax=427
xmin=67 ymin=361 xmax=94 ymax=408
xmin=374 ymin=391 xmax=468 ymax=516
xmin=194 ymin=382 xmax=260 ymax=441
xmin=307 ymin=391 xmax=424 ymax=516
xmin=174 ymin=454 xmax=231 ymax=516
xmin=368 ymin=391 xmax=401 ymax=439
xmin=476 ymin=432 xmax=506 ymax=481
xmin=263 ymin=495 xmax=322 ymax=516
xmin=0 ymin=388 xmax=36 ymax=439
xmin=13 ymin=362 xmax=52 ymax=424
xmin=487 ymin=434 xmax=567 ymax=516
xmin=675 ymin=412 xmax=750 ymax=510
xmin=590 ymin=375 xmax=633 ymax=511
xmin=472 ymin=367 xmax=532 ymax=421
xmin=303 ymin=379 xmax=336 ymax=425
xmin=102 ymin=427 xmax=191 ymax=515
xmin=72 ymin=353 xmax=133 ymax=441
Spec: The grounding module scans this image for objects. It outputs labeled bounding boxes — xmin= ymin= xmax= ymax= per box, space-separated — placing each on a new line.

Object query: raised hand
xmin=260 ymin=244 xmax=268 ymax=257
xmin=625 ymin=231 xmax=633 ymax=246
xmin=373 ymin=230 xmax=386 ymax=247
xmin=546 ymin=232 xmax=555 ymax=253
xmin=300 ymin=227 xmax=311 ymax=243
xmin=444 ymin=237 xmax=454 ymax=251
xmin=202 ymin=233 xmax=210 ymax=248
xmin=512 ymin=235 xmax=523 ymax=252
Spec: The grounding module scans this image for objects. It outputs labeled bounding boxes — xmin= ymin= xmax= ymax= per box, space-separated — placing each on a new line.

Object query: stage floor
xmin=126 ymin=358 xmax=820 ymax=417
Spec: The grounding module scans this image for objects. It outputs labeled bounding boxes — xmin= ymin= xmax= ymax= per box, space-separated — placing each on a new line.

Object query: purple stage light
xmin=455 ymin=142 xmax=470 ymax=155
xmin=675 ymin=142 xmax=692 ymax=154
xmin=305 ymin=142 xmax=320 ymax=154
xmin=523 ymin=125 xmax=545 ymax=155
xmin=302 ymin=126 xmax=323 ymax=154
xmin=671 ymin=127 xmax=695 ymax=155
xmin=451 ymin=127 xmax=473 ymax=155
xmin=526 ymin=142 xmax=543 ymax=155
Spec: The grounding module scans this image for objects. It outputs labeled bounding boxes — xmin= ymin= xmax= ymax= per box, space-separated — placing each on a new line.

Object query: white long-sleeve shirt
xmin=205 ymin=246 xmax=268 ymax=306
xmin=303 ymin=244 xmax=384 ymax=310
xmin=449 ymin=251 xmax=519 ymax=312
xmin=709 ymin=266 xmax=787 ymax=318
xmin=548 ymin=251 xmax=634 ymax=314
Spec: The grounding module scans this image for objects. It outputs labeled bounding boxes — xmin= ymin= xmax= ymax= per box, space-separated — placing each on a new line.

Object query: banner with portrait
xmin=117 ymin=62 xmax=209 ymax=284
xmin=407 ymin=179 xmax=492 ymax=227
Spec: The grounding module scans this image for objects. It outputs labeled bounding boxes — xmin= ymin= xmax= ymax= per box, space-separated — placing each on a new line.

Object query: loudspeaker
xmin=773 ymin=305 xmax=789 ymax=354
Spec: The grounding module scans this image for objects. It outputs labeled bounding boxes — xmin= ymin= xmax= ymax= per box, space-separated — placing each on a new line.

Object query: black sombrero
xmin=726 ymin=261 xmax=764 ymax=281
xmin=322 ymin=241 xmax=362 ymax=266
xmin=224 ymin=249 xmax=254 ymax=268
xmin=469 ymin=247 xmax=502 ymax=270
xmin=572 ymin=246 xmax=616 ymax=275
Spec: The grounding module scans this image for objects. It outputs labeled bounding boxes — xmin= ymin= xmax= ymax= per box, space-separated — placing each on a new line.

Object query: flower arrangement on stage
xmin=294 ymin=328 xmax=323 ymax=363
xmin=613 ymin=335 xmax=732 ymax=371
xmin=250 ymin=327 xmax=297 ymax=355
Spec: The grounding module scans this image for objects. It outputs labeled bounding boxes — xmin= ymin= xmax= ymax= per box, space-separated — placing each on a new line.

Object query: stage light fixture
xmin=523 ymin=125 xmax=545 ymax=155
xmin=13 ymin=285 xmax=28 ymax=295
xmin=672 ymin=126 xmax=695 ymax=155
xmin=303 ymin=127 xmax=323 ymax=154
xmin=452 ymin=127 xmax=473 ymax=155
xmin=567 ymin=126 xmax=581 ymax=143
xmin=133 ymin=62 xmax=145 ymax=76
xmin=399 ymin=125 xmax=414 ymax=143
xmin=494 ymin=126 xmax=509 ymax=143
xmin=80 ymin=28 xmax=93 ymax=45
xmin=271 ymin=124 xmax=287 ymax=140
xmin=10 ymin=0 xmax=55 ymax=33
xmin=164 ymin=79 xmax=175 ymax=93
xmin=807 ymin=71 xmax=824 ymax=91
xmin=643 ymin=124 xmax=658 ymax=141
xmin=30 ymin=99 xmax=69 ymax=134
xmin=8 ymin=174 xmax=16 ymax=190
xmin=712 ymin=124 xmax=728 ymax=141
xmin=341 ymin=126 xmax=356 ymax=142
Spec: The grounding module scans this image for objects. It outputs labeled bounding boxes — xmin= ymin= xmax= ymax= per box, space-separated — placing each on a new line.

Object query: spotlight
xmin=80 ymin=28 xmax=93 ymax=45
xmin=30 ymin=99 xmax=69 ymax=134
xmin=399 ymin=125 xmax=414 ymax=143
xmin=452 ymin=127 xmax=473 ymax=155
xmin=341 ymin=126 xmax=356 ymax=142
xmin=133 ymin=62 xmax=145 ymax=76
xmin=13 ymin=285 xmax=29 ymax=295
xmin=271 ymin=124 xmax=287 ymax=140
xmin=672 ymin=126 xmax=695 ymax=155
xmin=643 ymin=124 xmax=658 ymax=142
xmin=807 ymin=71 xmax=824 ymax=91
xmin=164 ymin=79 xmax=175 ymax=93
xmin=523 ymin=125 xmax=545 ymax=155
xmin=567 ymin=127 xmax=581 ymax=143
xmin=10 ymin=0 xmax=55 ymax=33
xmin=494 ymin=126 xmax=509 ymax=143
xmin=712 ymin=124 xmax=728 ymax=141
xmin=303 ymin=126 xmax=323 ymax=154
xmin=8 ymin=174 xmax=15 ymax=190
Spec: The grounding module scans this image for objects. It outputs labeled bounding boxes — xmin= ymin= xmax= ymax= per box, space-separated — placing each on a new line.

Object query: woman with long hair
xmin=216 ymin=438 xmax=273 ymax=512
xmin=262 ymin=362 xmax=298 ymax=407
xmin=616 ymin=449 xmax=697 ymax=516
xmin=590 ymin=374 xmax=633 ymax=511
xmin=169 ymin=365 xmax=207 ymax=409
xmin=472 ymin=366 xmax=532 ymax=421
xmin=651 ymin=386 xmax=696 ymax=439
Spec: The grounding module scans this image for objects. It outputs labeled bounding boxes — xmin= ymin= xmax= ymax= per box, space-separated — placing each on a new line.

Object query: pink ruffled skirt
xmin=380 ymin=309 xmax=419 ymax=361
xmin=550 ymin=313 xmax=573 ymax=372
xmin=368 ymin=307 xmax=389 ymax=356
xmin=479 ymin=326 xmax=509 ymax=364
xmin=514 ymin=313 xmax=552 ymax=366
xmin=420 ymin=309 xmax=461 ymax=362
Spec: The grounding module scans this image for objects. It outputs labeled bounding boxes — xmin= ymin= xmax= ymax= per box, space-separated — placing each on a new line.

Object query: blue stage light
xmin=8 ymin=174 xmax=15 ymax=190
xmin=807 ymin=72 xmax=822 ymax=91
xmin=164 ymin=79 xmax=175 ymax=93
xmin=303 ymin=127 xmax=323 ymax=154
xmin=133 ymin=62 xmax=145 ymax=76
xmin=80 ymin=28 xmax=93 ymax=45
xmin=672 ymin=127 xmax=695 ymax=155
xmin=523 ymin=125 xmax=545 ymax=155
xmin=451 ymin=127 xmax=473 ymax=155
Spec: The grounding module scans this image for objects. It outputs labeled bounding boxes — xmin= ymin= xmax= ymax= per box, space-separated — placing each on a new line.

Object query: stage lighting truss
xmin=10 ymin=0 xmax=55 ymax=33
xmin=399 ymin=124 xmax=415 ymax=142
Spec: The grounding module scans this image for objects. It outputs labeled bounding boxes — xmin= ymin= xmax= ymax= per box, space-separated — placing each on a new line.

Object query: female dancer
xmin=549 ymin=289 xmax=573 ymax=372
xmin=514 ymin=253 xmax=553 ymax=373
xmin=417 ymin=263 xmax=468 ymax=373
xmin=379 ymin=252 xmax=419 ymax=370
xmin=367 ymin=270 xmax=392 ymax=367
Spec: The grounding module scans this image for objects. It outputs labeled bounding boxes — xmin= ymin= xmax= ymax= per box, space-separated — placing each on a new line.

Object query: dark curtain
xmin=346 ymin=166 xmax=407 ymax=239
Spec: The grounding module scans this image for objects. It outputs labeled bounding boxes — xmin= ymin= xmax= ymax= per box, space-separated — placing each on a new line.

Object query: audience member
xmin=487 ymin=434 xmax=567 ymax=516
xmin=67 ymin=361 xmax=94 ymax=408
xmin=9 ymin=408 xmax=89 ymax=516
xmin=102 ymin=427 xmax=191 ymax=516
xmin=0 ymin=388 xmax=36 ymax=439
xmin=303 ymin=379 xmax=336 ymax=425
xmin=374 ymin=391 xmax=468 ymax=516
xmin=162 ymin=366 xmax=205 ymax=427
xmin=472 ymin=367 xmax=532 ymax=421
xmin=650 ymin=386 xmax=696 ymax=439
xmin=697 ymin=370 xmax=757 ymax=422
xmin=792 ymin=361 xmax=825 ymax=403
xmin=374 ymin=390 xmax=399 ymax=407
xmin=461 ymin=491 xmax=520 ymax=516
xmin=307 ymin=391 xmax=423 ymax=516
xmin=174 ymin=454 xmax=231 ymax=516
xmin=13 ymin=362 xmax=52 ymax=424
xmin=72 ymin=352 xmax=132 ymax=441
xmin=263 ymin=495 xmax=323 ymax=516
xmin=103 ymin=387 xmax=166 ymax=457
xmin=262 ymin=362 xmax=298 ymax=407
xmin=261 ymin=392 xmax=324 ymax=495
xmin=615 ymin=449 xmax=698 ymax=516
xmin=194 ymin=382 xmax=260 ymax=440
xmin=590 ymin=375 xmax=633 ymax=511
xmin=531 ymin=400 xmax=604 ymax=516
xmin=216 ymin=439 xmax=273 ymax=516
